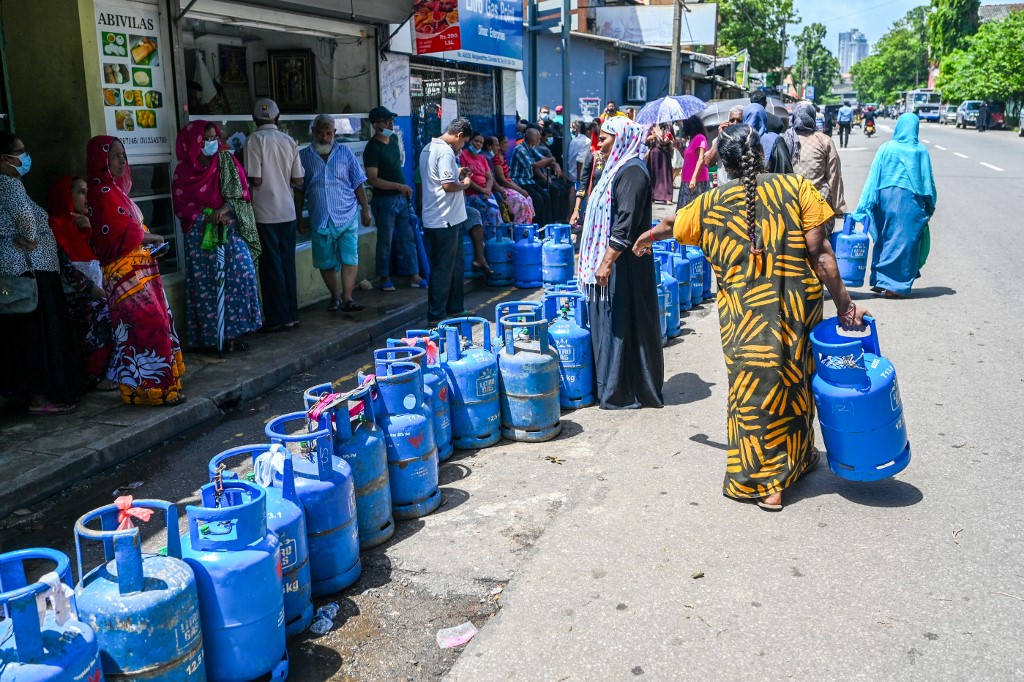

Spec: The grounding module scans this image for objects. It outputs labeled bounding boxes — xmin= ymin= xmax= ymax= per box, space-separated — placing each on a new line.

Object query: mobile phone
xmin=147 ymin=241 xmax=170 ymax=258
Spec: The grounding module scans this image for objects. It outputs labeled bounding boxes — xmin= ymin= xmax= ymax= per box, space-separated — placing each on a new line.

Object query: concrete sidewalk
xmin=0 ymin=276 xmax=491 ymax=519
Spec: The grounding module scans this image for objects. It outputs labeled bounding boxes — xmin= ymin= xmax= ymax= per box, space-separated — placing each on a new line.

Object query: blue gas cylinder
xmin=370 ymin=359 xmax=442 ymax=519
xmin=512 ymin=224 xmax=543 ymax=288
xmin=542 ymin=223 xmax=574 ymax=286
xmin=439 ymin=317 xmax=502 ymax=449
xmin=385 ymin=334 xmax=454 ymax=463
xmin=1 ymin=549 xmax=103 ymax=682
xmin=302 ymin=383 xmax=395 ymax=550
xmin=833 ymin=215 xmax=870 ymax=287
xmin=180 ymin=482 xmax=287 ymax=682
xmin=74 ymin=500 xmax=205 ymax=681
xmin=497 ymin=314 xmax=562 ymax=441
xmin=491 ymin=301 xmax=542 ymax=354
xmin=463 ymin=229 xmax=482 ymax=279
xmin=684 ymin=246 xmax=704 ymax=306
xmin=484 ymin=223 xmax=514 ymax=286
xmin=657 ymin=282 xmax=669 ymax=346
xmin=265 ymin=413 xmax=361 ymax=595
xmin=810 ymin=316 xmax=911 ymax=481
xmin=543 ymin=292 xmax=595 ymax=409
xmin=666 ymin=244 xmax=692 ymax=311
xmin=207 ymin=444 xmax=313 ymax=636
xmin=374 ymin=346 xmax=440 ymax=466
xmin=655 ymin=250 xmax=682 ymax=334
xmin=699 ymin=248 xmax=713 ymax=300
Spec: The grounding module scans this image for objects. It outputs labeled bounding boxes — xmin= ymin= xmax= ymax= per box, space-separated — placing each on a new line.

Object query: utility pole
xmin=669 ymin=0 xmax=682 ymax=96
xmin=561 ymin=0 xmax=572 ymax=173
xmin=779 ymin=19 xmax=787 ymax=97
xmin=528 ymin=1 xmax=537 ymax=119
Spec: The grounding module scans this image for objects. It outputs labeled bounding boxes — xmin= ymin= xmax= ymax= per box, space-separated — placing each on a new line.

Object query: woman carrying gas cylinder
xmin=852 ymin=112 xmax=936 ymax=298
xmin=634 ymin=124 xmax=868 ymax=510
xmin=578 ymin=116 xmax=663 ymax=410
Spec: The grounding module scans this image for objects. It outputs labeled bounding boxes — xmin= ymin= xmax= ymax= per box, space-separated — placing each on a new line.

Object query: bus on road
xmin=904 ymin=89 xmax=942 ymax=122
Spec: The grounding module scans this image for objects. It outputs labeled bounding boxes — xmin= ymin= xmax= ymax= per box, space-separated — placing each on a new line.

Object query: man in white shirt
xmin=244 ymin=98 xmax=305 ymax=331
xmin=419 ymin=117 xmax=473 ymax=325
xmin=566 ymin=120 xmax=592 ymax=186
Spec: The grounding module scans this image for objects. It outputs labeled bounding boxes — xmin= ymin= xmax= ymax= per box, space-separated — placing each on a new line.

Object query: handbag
xmin=0 ymin=251 xmax=38 ymax=314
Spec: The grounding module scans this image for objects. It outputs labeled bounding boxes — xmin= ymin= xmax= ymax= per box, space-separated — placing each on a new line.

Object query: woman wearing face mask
xmin=490 ymin=135 xmax=535 ymax=224
xmin=0 ymin=133 xmax=86 ymax=414
xmin=459 ymin=131 xmax=503 ymax=272
xmin=172 ymin=120 xmax=262 ymax=354
xmin=89 ymin=135 xmax=185 ymax=406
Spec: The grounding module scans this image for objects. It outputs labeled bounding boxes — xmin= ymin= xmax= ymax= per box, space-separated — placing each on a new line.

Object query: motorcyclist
xmin=863 ymin=106 xmax=876 ymax=134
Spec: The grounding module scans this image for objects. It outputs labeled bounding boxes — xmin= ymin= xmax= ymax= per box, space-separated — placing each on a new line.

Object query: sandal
xmin=163 ymin=395 xmax=187 ymax=407
xmin=94 ymin=379 xmax=118 ymax=392
xmin=881 ymin=290 xmax=905 ymax=299
xmin=473 ymin=261 xmax=495 ymax=275
xmin=411 ymin=278 xmax=428 ymax=289
xmin=757 ymin=493 xmax=783 ymax=511
xmin=28 ymin=402 xmax=78 ymax=415
xmin=326 ymin=298 xmax=341 ymax=312
xmin=340 ymin=300 xmax=364 ymax=313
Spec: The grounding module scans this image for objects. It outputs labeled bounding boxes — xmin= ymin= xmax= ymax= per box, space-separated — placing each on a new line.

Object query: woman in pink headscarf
xmin=171 ymin=120 xmax=262 ymax=353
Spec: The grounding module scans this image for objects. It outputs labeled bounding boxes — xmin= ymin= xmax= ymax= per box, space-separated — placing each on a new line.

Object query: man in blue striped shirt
xmin=297 ymin=114 xmax=371 ymax=312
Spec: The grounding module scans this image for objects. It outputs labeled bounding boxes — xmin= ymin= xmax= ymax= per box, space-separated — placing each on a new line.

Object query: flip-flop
xmin=757 ymin=499 xmax=783 ymax=511
xmin=163 ymin=395 xmax=187 ymax=407
xmin=340 ymin=300 xmax=364 ymax=313
xmin=28 ymin=403 xmax=78 ymax=415
xmin=411 ymin=279 xmax=428 ymax=289
xmin=326 ymin=298 xmax=341 ymax=312
xmin=881 ymin=290 xmax=905 ymax=299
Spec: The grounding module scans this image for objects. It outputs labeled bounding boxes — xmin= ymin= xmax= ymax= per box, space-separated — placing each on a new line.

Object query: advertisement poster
xmin=593 ymin=4 xmax=717 ymax=48
xmin=95 ymin=1 xmax=170 ymax=160
xmin=447 ymin=0 xmax=523 ymax=70
xmin=414 ymin=0 xmax=461 ymax=55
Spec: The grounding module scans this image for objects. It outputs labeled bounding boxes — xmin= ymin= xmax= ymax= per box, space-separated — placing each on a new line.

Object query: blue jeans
xmin=424 ymin=221 xmax=465 ymax=323
xmin=372 ymin=194 xmax=416 ymax=279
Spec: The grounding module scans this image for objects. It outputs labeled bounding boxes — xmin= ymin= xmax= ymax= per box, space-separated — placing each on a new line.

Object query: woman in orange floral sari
xmin=87 ymin=136 xmax=185 ymax=406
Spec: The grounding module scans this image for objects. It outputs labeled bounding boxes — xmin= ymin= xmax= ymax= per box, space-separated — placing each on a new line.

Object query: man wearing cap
xmin=296 ymin=114 xmax=370 ymax=314
xmin=364 ymin=106 xmax=423 ymax=292
xmin=244 ymin=98 xmax=305 ymax=331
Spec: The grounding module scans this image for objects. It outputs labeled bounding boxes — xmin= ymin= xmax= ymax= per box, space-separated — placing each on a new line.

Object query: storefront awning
xmin=180 ymin=0 xmax=408 ymax=27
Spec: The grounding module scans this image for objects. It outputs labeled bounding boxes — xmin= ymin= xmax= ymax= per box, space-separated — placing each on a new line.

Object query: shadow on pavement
xmin=662 ymin=371 xmax=715 ymax=406
xmin=689 ymin=432 xmax=729 ymax=451
xmin=788 ymin=460 xmax=924 ymax=508
xmin=909 ymin=286 xmax=956 ymax=299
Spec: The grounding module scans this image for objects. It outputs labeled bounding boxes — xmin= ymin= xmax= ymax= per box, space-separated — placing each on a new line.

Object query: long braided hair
xmin=717 ymin=124 xmax=765 ymax=256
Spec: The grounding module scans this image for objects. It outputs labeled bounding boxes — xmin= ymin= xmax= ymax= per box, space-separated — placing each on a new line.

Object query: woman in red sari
xmin=87 ymin=136 xmax=185 ymax=406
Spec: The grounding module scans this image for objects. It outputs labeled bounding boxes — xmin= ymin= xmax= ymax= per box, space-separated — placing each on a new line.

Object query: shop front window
xmin=129 ymin=162 xmax=177 ymax=274
xmin=410 ymin=63 xmax=498 ymax=162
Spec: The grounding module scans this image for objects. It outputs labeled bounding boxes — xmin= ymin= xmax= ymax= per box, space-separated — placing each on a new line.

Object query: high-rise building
xmin=838 ymin=29 xmax=869 ymax=74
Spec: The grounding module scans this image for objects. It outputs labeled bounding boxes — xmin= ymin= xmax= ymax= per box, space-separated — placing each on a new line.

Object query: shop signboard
xmin=414 ymin=0 xmax=462 ymax=55
xmin=443 ymin=0 xmax=523 ymax=70
xmin=95 ymin=0 xmax=171 ymax=160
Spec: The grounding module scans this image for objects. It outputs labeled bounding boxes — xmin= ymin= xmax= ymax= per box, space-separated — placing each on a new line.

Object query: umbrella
xmin=635 ymin=95 xmax=707 ymax=126
xmin=700 ymin=97 xmax=790 ymax=140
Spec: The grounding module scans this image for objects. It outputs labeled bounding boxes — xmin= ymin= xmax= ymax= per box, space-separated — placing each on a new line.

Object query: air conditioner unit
xmin=627 ymin=75 xmax=647 ymax=103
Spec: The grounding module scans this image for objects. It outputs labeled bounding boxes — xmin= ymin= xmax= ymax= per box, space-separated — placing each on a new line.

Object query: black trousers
xmin=425 ymin=220 xmax=465 ymax=323
xmin=838 ymin=122 xmax=852 ymax=147
xmin=256 ymin=220 xmax=299 ymax=328
xmin=523 ymin=185 xmax=552 ymax=226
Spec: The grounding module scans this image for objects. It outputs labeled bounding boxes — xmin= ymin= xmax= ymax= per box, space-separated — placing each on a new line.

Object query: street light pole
xmin=669 ymin=0 xmax=682 ymax=96
xmin=561 ymin=0 xmax=572 ymax=174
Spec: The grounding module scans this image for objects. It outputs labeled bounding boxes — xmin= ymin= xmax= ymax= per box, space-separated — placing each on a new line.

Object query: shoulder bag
xmin=0 ymin=249 xmax=38 ymax=314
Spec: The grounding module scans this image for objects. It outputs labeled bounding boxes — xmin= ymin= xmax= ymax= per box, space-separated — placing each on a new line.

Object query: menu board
xmin=413 ymin=0 xmax=461 ymax=55
xmin=95 ymin=1 xmax=170 ymax=159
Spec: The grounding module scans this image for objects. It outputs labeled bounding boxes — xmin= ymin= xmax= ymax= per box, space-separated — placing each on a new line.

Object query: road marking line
xmin=980 ymin=162 xmax=1004 ymax=172
xmin=935 ymin=145 xmax=947 ymax=150
xmin=922 ymin=139 xmax=931 ymax=144
xmin=954 ymin=152 xmax=968 ymax=159
xmin=842 ymin=147 xmax=868 ymax=151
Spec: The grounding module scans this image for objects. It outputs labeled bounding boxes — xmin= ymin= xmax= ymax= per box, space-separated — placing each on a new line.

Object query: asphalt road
xmin=4 ymin=119 xmax=1022 ymax=681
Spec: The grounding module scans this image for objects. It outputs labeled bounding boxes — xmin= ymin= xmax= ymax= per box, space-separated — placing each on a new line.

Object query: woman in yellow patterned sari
xmin=635 ymin=124 xmax=868 ymax=510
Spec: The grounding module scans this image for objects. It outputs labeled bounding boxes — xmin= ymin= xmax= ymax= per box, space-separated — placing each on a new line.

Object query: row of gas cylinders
xmin=0 ymin=285 xmax=600 ymax=682
xmin=653 ymin=236 xmax=715 ymax=345
xmin=467 ymin=223 xmax=574 ymax=288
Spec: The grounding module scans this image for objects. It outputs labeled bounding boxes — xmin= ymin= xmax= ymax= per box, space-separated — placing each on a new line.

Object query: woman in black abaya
xmin=577 ymin=116 xmax=664 ymax=409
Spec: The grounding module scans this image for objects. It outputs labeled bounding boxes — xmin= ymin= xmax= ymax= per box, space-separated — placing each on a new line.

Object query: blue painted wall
xmin=530 ymin=34 xmax=609 ymax=120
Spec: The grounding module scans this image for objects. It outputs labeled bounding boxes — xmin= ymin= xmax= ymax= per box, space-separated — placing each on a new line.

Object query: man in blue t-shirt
xmin=837 ymin=102 xmax=854 ymax=148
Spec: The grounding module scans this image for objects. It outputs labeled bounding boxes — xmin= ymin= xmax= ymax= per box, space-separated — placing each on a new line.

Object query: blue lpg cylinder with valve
xmin=684 ymin=246 xmax=704 ymax=305
xmin=207 ymin=444 xmax=313 ymax=636
xmin=385 ymin=334 xmax=454 ymax=463
xmin=512 ymin=224 xmax=543 ymax=288
xmin=497 ymin=314 xmax=562 ymax=442
xmin=491 ymin=300 xmax=542 ymax=354
xmin=302 ymin=383 xmax=395 ymax=550
xmin=810 ymin=316 xmax=911 ymax=481
xmin=485 ymin=223 xmax=515 ymax=286
xmin=542 ymin=223 xmax=574 ymax=286
xmin=374 ymin=346 xmax=442 ymax=464
xmin=660 ymin=243 xmax=692 ymax=311
xmin=0 ymin=548 xmax=103 ymax=682
xmin=439 ymin=317 xmax=502 ymax=449
xmin=265 ymin=413 xmax=361 ymax=596
xmin=74 ymin=500 xmax=205 ymax=681
xmin=832 ymin=215 xmax=870 ymax=287
xmin=370 ymin=358 xmax=442 ymax=519
xmin=657 ymin=281 xmax=669 ymax=346
xmin=180 ymin=481 xmax=287 ymax=682
xmin=543 ymin=291 xmax=595 ymax=409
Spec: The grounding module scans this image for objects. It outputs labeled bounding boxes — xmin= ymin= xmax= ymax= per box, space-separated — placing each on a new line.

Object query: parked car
xmin=956 ymin=100 xmax=981 ymax=128
xmin=940 ymin=104 xmax=958 ymax=125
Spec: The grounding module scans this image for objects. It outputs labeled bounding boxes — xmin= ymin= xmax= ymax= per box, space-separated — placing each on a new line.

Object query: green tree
xmin=718 ymin=0 xmax=799 ymax=73
xmin=850 ymin=6 xmax=931 ymax=103
xmin=792 ymin=23 xmax=841 ymax=101
xmin=928 ymin=0 xmax=980 ymax=63
xmin=937 ymin=11 xmax=1024 ymax=103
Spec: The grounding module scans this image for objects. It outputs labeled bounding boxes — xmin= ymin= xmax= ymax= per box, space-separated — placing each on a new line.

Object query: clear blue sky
xmin=790 ymin=0 xmax=1020 ymax=60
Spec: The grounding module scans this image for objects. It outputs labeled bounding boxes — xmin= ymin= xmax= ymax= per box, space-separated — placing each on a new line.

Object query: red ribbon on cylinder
xmin=114 ymin=495 xmax=152 ymax=530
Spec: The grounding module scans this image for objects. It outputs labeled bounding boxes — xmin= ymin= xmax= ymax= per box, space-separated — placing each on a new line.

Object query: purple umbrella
xmin=635 ymin=95 xmax=707 ymax=126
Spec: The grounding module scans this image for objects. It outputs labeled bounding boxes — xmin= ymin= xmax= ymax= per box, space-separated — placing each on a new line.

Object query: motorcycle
xmin=864 ymin=120 xmax=876 ymax=138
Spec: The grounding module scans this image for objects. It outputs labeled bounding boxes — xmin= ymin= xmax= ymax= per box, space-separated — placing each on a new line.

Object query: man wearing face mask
xmin=296 ymin=114 xmax=370 ymax=314
xmin=364 ymin=106 xmax=423 ymax=292
xmin=510 ymin=127 xmax=563 ymax=226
